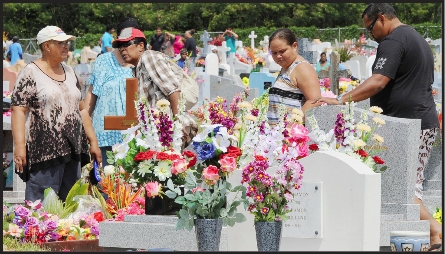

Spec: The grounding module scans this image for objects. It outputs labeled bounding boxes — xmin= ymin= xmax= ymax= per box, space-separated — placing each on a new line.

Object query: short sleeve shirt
xmin=101 ymin=32 xmax=114 ymax=53
xmin=134 ymin=50 xmax=181 ymax=110
xmin=224 ymin=35 xmax=236 ymax=53
xmin=370 ymin=25 xmax=438 ymax=130
xmin=88 ymin=52 xmax=133 ymax=147
xmin=11 ymin=62 xmax=86 ymax=171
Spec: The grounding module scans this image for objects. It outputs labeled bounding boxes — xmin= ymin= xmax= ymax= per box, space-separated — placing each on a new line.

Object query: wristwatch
xmin=336 ymin=94 xmax=343 ymax=105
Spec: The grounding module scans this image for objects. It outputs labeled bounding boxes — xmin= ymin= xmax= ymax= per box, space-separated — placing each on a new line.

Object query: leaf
xmin=179 ymin=209 xmax=189 ymax=219
xmin=186 ymin=219 xmax=194 ymax=231
xmin=165 ymin=190 xmax=178 ymax=199
xmin=167 ymin=179 xmax=174 ymax=190
xmin=227 ymin=218 xmax=236 ymax=227
xmin=175 ymin=219 xmax=185 ymax=230
xmin=64 ymin=179 xmax=88 ymax=209
xmin=184 ymin=193 xmax=197 ymax=201
xmin=219 ymin=208 xmax=228 ymax=217
xmin=379 ymin=166 xmax=387 ymax=172
xmin=234 ymin=213 xmax=246 ymax=223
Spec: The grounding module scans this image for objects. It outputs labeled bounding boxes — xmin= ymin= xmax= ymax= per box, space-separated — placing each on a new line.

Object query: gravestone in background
xmin=305 ymin=105 xmax=430 ymax=247
xmin=199 ymin=30 xmax=211 ymax=58
xmin=297 ymin=38 xmax=318 ymax=64
xmin=248 ymin=31 xmax=257 ymax=49
xmin=204 ymin=53 xmax=219 ymax=76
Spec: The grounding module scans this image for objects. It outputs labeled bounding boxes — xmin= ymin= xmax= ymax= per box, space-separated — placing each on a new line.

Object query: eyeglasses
xmin=118 ymin=40 xmax=137 ymax=50
xmin=366 ymin=14 xmax=382 ymax=33
xmin=57 ymin=41 xmax=69 ymax=47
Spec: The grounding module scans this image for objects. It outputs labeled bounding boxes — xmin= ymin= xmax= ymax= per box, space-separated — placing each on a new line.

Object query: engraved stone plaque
xmin=282 ymin=181 xmax=323 ymax=238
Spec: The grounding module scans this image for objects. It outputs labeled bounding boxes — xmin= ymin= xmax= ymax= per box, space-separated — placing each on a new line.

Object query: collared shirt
xmin=134 ymin=50 xmax=181 ymax=111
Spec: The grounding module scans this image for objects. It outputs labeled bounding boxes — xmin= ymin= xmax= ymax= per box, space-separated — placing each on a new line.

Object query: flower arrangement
xmin=209 ymin=37 xmax=223 ymax=47
xmin=196 ymin=57 xmax=205 ymax=67
xmin=433 ymin=207 xmax=442 ymax=224
xmin=2 ymin=199 xmax=103 ymax=244
xmin=107 ymin=95 xmax=197 ymax=199
xmin=3 ymin=152 xmax=10 ymax=178
xmin=183 ymin=67 xmax=204 ymax=85
xmin=3 ymin=91 xmax=12 ymax=98
xmin=241 ymin=155 xmax=304 ymax=222
xmin=306 ymin=101 xmax=387 ymax=173
xmin=319 ymin=77 xmax=331 ymax=91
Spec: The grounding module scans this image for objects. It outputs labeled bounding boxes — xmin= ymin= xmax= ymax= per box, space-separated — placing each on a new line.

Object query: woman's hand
xmin=13 ymin=144 xmax=27 ymax=173
xmin=314 ymin=97 xmax=341 ymax=105
xmin=89 ymin=141 xmax=102 ymax=165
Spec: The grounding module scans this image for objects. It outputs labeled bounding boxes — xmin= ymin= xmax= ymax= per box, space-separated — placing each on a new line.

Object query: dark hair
xmin=362 ymin=3 xmax=397 ymax=20
xmin=134 ymin=37 xmax=148 ymax=50
xmin=106 ymin=24 xmax=114 ymax=32
xmin=6 ymin=51 xmax=12 ymax=60
xmin=319 ymin=52 xmax=326 ymax=62
xmin=188 ymin=29 xmax=195 ymax=36
xmin=156 ymin=27 xmax=162 ymax=31
xmin=7 ymin=34 xmax=13 ymax=40
xmin=180 ymin=48 xmax=188 ymax=55
xmin=269 ymin=28 xmax=296 ymax=46
xmin=12 ymin=36 xmax=19 ymax=43
xmin=117 ymin=17 xmax=139 ymax=35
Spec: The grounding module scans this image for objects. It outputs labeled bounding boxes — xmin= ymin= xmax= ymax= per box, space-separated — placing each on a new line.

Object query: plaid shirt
xmin=134 ymin=50 xmax=181 ymax=108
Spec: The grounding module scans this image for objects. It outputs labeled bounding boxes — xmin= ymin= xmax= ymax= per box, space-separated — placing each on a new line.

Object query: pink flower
xmin=192 ymin=187 xmax=205 ymax=193
xmin=7 ymin=223 xmax=23 ymax=237
xmin=284 ymin=193 xmax=293 ymax=201
xmin=219 ymin=156 xmax=237 ymax=173
xmin=145 ymin=181 xmax=162 ymax=198
xmin=290 ymin=124 xmax=310 ymax=143
xmin=171 ymin=158 xmax=188 ymax=175
xmin=261 ymin=207 xmax=269 ymax=215
xmin=202 ymin=165 xmax=220 ymax=185
xmin=296 ymin=143 xmax=309 ymax=158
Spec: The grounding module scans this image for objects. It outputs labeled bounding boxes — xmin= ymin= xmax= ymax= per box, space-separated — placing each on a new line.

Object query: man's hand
xmin=314 ymin=97 xmax=341 ymax=105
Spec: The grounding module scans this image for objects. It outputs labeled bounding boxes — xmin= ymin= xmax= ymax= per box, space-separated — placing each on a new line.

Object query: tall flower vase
xmin=195 ymin=218 xmax=223 ymax=251
xmin=255 ymin=221 xmax=282 ymax=252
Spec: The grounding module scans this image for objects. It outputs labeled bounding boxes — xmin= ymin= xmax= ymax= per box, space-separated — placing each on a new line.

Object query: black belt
xmin=269 ymin=87 xmax=305 ymax=100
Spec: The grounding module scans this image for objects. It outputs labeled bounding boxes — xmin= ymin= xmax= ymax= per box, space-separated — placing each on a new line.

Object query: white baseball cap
xmin=36 ymin=26 xmax=75 ymax=45
xmin=210 ymin=45 xmax=217 ymax=51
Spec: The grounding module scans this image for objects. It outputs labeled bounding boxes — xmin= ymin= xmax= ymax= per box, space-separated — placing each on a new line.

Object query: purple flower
xmin=261 ymin=207 xmax=269 ymax=215
xmin=91 ymin=224 xmax=100 ymax=236
xmin=334 ymin=113 xmax=346 ymax=145
xmin=14 ymin=205 xmax=31 ymax=217
xmin=248 ymin=204 xmax=256 ymax=212
xmin=254 ymin=193 xmax=264 ymax=202
xmin=246 ymin=185 xmax=257 ymax=197
xmin=45 ymin=220 xmax=58 ymax=231
xmin=25 ymin=216 xmax=39 ymax=227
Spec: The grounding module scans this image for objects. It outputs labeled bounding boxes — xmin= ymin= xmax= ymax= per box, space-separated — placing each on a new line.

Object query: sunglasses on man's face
xmin=366 ymin=14 xmax=383 ymax=33
xmin=118 ymin=40 xmax=137 ymax=49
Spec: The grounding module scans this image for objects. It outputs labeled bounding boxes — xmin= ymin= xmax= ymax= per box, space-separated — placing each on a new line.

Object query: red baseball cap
xmin=112 ymin=27 xmax=146 ymax=48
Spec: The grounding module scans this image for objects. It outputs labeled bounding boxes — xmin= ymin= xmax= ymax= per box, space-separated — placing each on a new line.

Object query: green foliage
xmin=3 ymin=236 xmax=50 ymax=251
xmin=336 ymin=46 xmax=354 ymax=63
xmin=166 ymin=171 xmax=248 ymax=231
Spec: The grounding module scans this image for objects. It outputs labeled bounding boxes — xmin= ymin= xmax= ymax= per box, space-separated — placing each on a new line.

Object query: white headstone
xmin=228 ymin=52 xmax=236 ymax=75
xmin=226 ymin=150 xmax=382 ymax=251
xmin=263 ymin=35 xmax=269 ymax=53
xmin=248 ymin=31 xmax=257 ymax=49
xmin=235 ymin=41 xmax=243 ymax=55
xmin=204 ymin=53 xmax=219 ymax=76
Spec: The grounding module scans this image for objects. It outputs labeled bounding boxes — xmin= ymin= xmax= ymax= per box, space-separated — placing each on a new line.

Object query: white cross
xmin=219 ymin=41 xmax=231 ymax=65
xmin=248 ymin=31 xmax=257 ymax=49
xmin=200 ymin=30 xmax=212 ymax=56
xmin=263 ymin=35 xmax=269 ymax=52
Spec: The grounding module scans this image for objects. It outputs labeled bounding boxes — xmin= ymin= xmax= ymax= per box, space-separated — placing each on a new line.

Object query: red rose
xmin=372 ymin=156 xmax=385 ymax=164
xmin=227 ymin=146 xmax=242 ymax=157
xmin=355 ymin=149 xmax=368 ymax=157
xmin=219 ymin=152 xmax=238 ymax=160
xmin=156 ymin=152 xmax=170 ymax=161
xmin=254 ymin=155 xmax=267 ymax=161
xmin=93 ymin=211 xmax=105 ymax=222
xmin=309 ymin=144 xmax=319 ymax=151
xmin=168 ymin=154 xmax=181 ymax=161
xmin=134 ymin=150 xmax=157 ymax=161
xmin=183 ymin=150 xmax=197 ymax=168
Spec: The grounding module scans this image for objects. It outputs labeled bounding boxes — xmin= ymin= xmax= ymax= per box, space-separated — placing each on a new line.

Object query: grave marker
xmin=104 ymin=78 xmax=138 ymax=130
xmin=248 ymin=31 xmax=257 ymax=49
xmin=199 ymin=30 xmax=212 ymax=58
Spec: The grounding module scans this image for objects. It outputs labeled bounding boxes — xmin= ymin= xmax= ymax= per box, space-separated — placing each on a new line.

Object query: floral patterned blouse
xmin=11 ymin=62 xmax=88 ymax=171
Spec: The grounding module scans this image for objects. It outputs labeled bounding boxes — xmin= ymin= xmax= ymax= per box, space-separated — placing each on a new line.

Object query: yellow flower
xmin=238 ymin=101 xmax=252 ymax=110
xmin=372 ymin=134 xmax=384 ymax=143
xmin=290 ymin=114 xmax=303 ymax=124
xmin=156 ymin=99 xmax=170 ymax=112
xmin=356 ymin=123 xmax=371 ymax=132
xmin=292 ymin=108 xmax=304 ymax=117
xmin=369 ymin=106 xmax=383 ymax=114
xmin=152 ymin=109 xmax=160 ymax=116
xmin=353 ymin=139 xmax=366 ymax=148
xmin=372 ymin=117 xmax=385 ymax=125
xmin=244 ymin=114 xmax=257 ymax=122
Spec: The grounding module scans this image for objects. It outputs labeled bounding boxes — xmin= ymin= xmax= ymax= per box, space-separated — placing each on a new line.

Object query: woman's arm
xmin=11 ymin=106 xmax=28 ymax=173
xmin=83 ymin=85 xmax=97 ymax=117
xmin=169 ymin=91 xmax=181 ymax=116
xmin=292 ymin=63 xmax=323 ymax=115
xmin=79 ymin=100 xmax=102 ymax=164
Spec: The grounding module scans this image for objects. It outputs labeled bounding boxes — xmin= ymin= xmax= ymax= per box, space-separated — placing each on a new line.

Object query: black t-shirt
xmin=184 ymin=37 xmax=197 ymax=57
xmin=370 ymin=25 xmax=439 ymax=130
xmin=150 ymin=34 xmax=165 ymax=51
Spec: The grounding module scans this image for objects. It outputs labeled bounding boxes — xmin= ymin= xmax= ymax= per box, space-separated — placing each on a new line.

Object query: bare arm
xmin=83 ymin=85 xmax=97 ymax=117
xmin=317 ymin=73 xmax=390 ymax=105
xmin=11 ymin=106 xmax=28 ymax=173
xmin=292 ymin=63 xmax=323 ymax=114
xmin=169 ymin=91 xmax=180 ymax=116
xmin=230 ymin=31 xmax=239 ymax=40
xmin=106 ymin=46 xmax=113 ymax=52
xmin=79 ymin=100 xmax=102 ymax=164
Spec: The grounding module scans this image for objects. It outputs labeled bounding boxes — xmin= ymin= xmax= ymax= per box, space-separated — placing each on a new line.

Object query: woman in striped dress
xmin=267 ymin=28 xmax=322 ymax=126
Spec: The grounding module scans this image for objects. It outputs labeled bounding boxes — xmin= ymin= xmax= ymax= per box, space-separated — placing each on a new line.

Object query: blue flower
xmin=197 ymin=143 xmax=216 ymax=161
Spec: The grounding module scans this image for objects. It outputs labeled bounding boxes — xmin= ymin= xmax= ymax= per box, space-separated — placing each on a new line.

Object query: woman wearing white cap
xmin=11 ymin=25 xmax=101 ymax=202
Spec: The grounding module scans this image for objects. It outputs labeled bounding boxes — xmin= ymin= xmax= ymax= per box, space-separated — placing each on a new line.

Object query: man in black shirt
xmin=149 ymin=27 xmax=164 ymax=51
xmin=317 ymin=3 xmax=441 ymax=250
